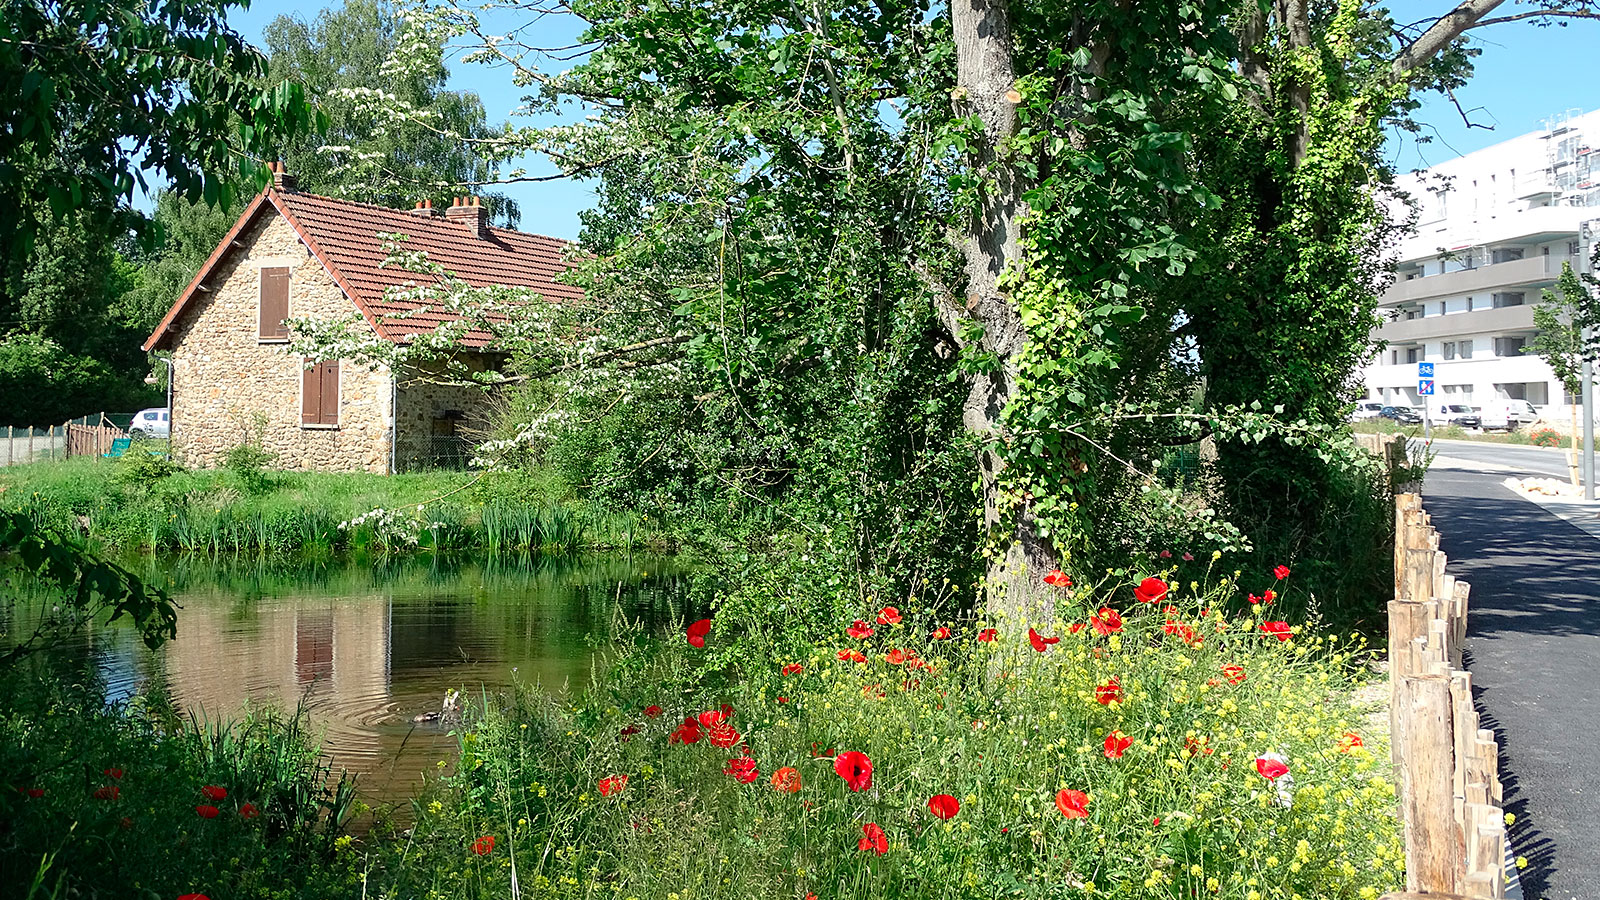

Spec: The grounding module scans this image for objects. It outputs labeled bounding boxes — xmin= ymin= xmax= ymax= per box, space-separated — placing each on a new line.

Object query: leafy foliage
xmin=1529 ymin=257 xmax=1600 ymax=397
xmin=0 ymin=508 xmax=175 ymax=666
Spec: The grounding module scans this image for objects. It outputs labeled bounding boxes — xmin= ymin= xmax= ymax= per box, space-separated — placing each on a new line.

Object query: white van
xmin=1479 ymin=399 xmax=1539 ymax=432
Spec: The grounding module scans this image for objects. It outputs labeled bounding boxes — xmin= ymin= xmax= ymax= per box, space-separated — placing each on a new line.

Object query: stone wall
xmin=168 ymin=207 xmax=395 ymax=473
xmin=394 ymin=358 xmax=500 ymax=471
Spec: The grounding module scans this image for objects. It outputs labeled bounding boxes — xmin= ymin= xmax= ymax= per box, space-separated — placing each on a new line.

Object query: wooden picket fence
xmin=64 ymin=423 xmax=125 ymax=458
xmin=1381 ymin=494 xmax=1507 ymax=900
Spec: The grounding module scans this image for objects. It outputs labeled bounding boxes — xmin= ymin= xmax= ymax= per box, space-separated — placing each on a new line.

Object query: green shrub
xmin=1530 ymin=428 xmax=1562 ymax=448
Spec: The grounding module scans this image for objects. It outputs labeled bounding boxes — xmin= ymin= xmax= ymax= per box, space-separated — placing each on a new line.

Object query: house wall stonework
xmin=393 ymin=359 xmax=500 ymax=471
xmin=168 ymin=209 xmax=395 ymax=473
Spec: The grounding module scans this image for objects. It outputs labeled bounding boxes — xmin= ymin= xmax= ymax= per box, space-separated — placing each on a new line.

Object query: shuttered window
xmin=260 ymin=267 xmax=290 ymax=340
xmin=300 ymin=359 xmax=340 ymax=426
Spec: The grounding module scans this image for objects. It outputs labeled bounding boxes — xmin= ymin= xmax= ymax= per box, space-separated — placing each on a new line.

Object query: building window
xmin=1492 ymin=292 xmax=1525 ymax=308
xmin=1459 ymin=340 xmax=1473 ymax=359
xmin=300 ymin=359 xmax=340 ymax=427
xmin=1571 ymin=241 xmax=1582 ymax=257
xmin=1405 ymin=347 xmax=1420 ymax=364
xmin=1494 ymin=337 xmax=1527 ymax=357
xmin=259 ymin=267 xmax=291 ymax=341
xmin=1491 ymin=247 xmax=1525 ymax=264
xmin=1443 ymin=342 xmax=1457 ymax=360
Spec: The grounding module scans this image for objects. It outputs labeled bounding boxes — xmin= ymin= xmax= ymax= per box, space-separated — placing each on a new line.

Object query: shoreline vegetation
xmin=0 ymin=457 xmax=670 ymax=556
xmin=0 ymin=570 xmax=1404 ymax=900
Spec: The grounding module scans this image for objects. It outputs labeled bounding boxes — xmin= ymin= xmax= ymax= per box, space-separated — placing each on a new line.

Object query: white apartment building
xmin=1363 ymin=110 xmax=1600 ymax=418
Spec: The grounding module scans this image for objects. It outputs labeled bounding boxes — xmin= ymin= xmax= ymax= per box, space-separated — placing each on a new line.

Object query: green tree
xmin=263 ymin=0 xmax=520 ymax=224
xmin=310 ymin=0 xmax=1600 ymax=619
xmin=1529 ymin=257 xmax=1600 ymax=451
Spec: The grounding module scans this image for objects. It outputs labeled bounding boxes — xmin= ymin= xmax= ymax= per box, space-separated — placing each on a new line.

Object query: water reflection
xmin=33 ymin=554 xmax=687 ymax=807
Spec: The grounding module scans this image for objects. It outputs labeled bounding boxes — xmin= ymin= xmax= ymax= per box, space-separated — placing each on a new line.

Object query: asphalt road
xmin=1426 ymin=437 xmax=1580 ymax=480
xmin=1421 ymin=453 xmax=1600 ymax=900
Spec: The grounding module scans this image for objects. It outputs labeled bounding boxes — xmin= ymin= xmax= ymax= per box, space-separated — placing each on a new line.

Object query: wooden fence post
xmin=1401 ymin=672 xmax=1459 ymax=894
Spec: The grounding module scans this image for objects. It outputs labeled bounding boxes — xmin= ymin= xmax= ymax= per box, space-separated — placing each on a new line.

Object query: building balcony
xmin=1381 ymin=255 xmax=1563 ymax=306
xmin=1374 ymin=304 xmax=1537 ymax=344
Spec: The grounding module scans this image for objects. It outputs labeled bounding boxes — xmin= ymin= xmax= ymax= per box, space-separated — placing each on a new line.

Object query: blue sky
xmin=214 ymin=2 xmax=1600 ymax=241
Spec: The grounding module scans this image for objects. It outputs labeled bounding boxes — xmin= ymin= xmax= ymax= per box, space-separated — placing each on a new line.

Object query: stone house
xmin=142 ymin=167 xmax=578 ymax=473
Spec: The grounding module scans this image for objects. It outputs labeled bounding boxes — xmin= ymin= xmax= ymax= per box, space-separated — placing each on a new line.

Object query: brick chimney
xmin=269 ymin=160 xmax=297 ymax=192
xmin=445 ymin=195 xmax=488 ymax=238
xmin=408 ymin=199 xmax=443 ymax=218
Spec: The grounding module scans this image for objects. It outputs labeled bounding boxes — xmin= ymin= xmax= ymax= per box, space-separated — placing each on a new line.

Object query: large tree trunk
xmin=949 ymin=0 xmax=1053 ymax=614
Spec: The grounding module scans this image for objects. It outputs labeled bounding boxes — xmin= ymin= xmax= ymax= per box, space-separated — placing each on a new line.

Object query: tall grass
xmin=0 ymin=458 xmax=659 ymax=557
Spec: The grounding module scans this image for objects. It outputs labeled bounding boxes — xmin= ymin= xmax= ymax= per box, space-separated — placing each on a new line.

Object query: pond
xmin=19 ymin=553 xmax=689 ymax=809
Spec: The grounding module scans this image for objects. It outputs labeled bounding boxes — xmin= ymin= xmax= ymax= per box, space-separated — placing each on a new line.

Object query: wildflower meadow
xmin=371 ymin=567 xmax=1403 ymax=900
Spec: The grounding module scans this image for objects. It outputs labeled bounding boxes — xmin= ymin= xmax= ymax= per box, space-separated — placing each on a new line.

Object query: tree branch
xmin=1392 ymin=0 xmax=1506 ymax=78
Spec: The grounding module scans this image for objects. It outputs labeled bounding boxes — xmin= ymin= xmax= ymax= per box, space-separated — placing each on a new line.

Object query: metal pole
xmin=1583 ymin=221 xmax=1596 ymax=501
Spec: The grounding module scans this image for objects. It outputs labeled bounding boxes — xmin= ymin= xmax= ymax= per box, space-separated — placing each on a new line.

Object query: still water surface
xmin=41 ymin=554 xmax=686 ymax=807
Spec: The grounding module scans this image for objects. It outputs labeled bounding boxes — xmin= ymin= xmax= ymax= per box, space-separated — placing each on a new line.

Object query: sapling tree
xmin=1529 ymin=256 xmax=1600 ymax=468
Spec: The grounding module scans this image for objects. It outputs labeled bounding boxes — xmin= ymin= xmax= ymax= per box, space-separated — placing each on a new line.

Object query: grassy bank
xmin=1 ymin=567 xmax=1404 ymax=899
xmin=0 ymin=457 xmax=664 ymax=555
xmin=1353 ymin=419 xmax=1595 ymax=449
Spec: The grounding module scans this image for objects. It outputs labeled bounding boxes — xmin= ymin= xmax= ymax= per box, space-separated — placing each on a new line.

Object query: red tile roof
xmin=144 ymin=187 xmax=580 ymax=352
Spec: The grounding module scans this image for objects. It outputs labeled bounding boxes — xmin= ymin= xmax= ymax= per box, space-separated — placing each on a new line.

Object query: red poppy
xmin=1263 ymin=589 xmax=1276 ymax=602
xmin=834 ymin=750 xmax=873 ymax=792
xmin=782 ymin=662 xmax=803 ymax=675
xmin=847 ymin=620 xmax=875 ymax=639
xmin=723 ymin=756 xmax=759 ymax=784
xmin=1337 ymin=732 xmax=1365 ymax=754
xmin=1183 ymin=552 xmax=1194 ymax=561
xmin=1177 ymin=624 xmax=1201 ymax=646
xmin=239 ymin=802 xmax=259 ymax=819
xmin=837 ymin=648 xmax=867 ymax=663
xmin=619 ymin=724 xmax=641 ymax=741
xmin=1055 ymin=789 xmax=1089 ymax=819
xmin=22 ymin=788 xmax=43 ymax=798
xmin=927 ymin=794 xmax=960 ymax=820
xmin=708 ymin=723 xmax=741 ymax=749
xmin=103 ymin=767 xmax=123 ymax=780
xmin=201 ymin=785 xmax=227 ymax=802
xmin=1256 ymin=755 xmax=1289 ymax=780
xmin=1159 ymin=550 xmax=1172 ymax=559
xmin=1247 ymin=593 xmax=1261 ymax=606
xmin=1042 ymin=569 xmax=1071 ymax=587
xmin=1259 ymin=621 xmax=1292 ymax=642
xmin=599 ymin=774 xmax=629 ymax=796
xmin=1184 ymin=735 xmax=1214 ymax=756
xmin=177 ymin=895 xmax=212 ymax=900
xmin=1274 ymin=565 xmax=1291 ymax=580
xmin=93 ymin=786 xmax=120 ymax=801
xmin=858 ymin=822 xmax=888 ymax=855
xmin=1222 ymin=664 xmax=1246 ymax=685
xmin=1103 ymin=730 xmax=1132 ymax=759
xmin=1134 ymin=577 xmax=1168 ymax=604
xmin=1090 ymin=608 xmax=1123 ymax=636
xmin=771 ymin=766 xmax=803 ymax=793
xmin=669 ymin=718 xmax=703 ymax=744
xmin=1068 ymin=622 xmax=1085 ymax=634
xmin=686 ymin=618 xmax=712 ymax=648
xmin=698 ymin=709 xmax=728 ymax=727
xmin=195 ymin=804 xmax=219 ymax=819
xmin=876 ymin=607 xmax=901 ymax=625
xmin=472 ymin=834 xmax=496 ymax=856
xmin=931 ymin=626 xmax=951 ymax=640
xmin=644 ymin=704 xmax=663 ymax=718
xmin=1027 ymin=627 xmax=1060 ymax=652
xmin=777 ymin=696 xmax=790 ymax=703
xmin=885 ymin=648 xmax=907 ymax=665
xmin=1094 ymin=678 xmax=1123 ymax=705
xmin=976 ymin=628 xmax=997 ymax=642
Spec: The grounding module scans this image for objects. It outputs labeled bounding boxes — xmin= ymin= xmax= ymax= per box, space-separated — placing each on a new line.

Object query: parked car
xmin=1479 ymin=399 xmax=1540 ymax=432
xmin=1380 ymin=405 xmax=1423 ymax=425
xmin=1433 ymin=403 xmax=1481 ymax=429
xmin=1350 ymin=401 xmax=1385 ymax=421
xmin=130 ymin=407 xmax=170 ymax=439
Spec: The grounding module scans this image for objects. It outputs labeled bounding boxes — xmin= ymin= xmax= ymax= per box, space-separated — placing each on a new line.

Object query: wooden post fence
xmin=1383 ymin=493 xmax=1507 ymax=900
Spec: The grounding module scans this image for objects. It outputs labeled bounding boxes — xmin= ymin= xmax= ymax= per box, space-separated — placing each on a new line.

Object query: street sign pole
xmin=1418 ymin=363 xmax=1434 ymax=443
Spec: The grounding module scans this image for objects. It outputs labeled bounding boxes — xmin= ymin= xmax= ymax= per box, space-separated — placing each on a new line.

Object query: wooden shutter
xmin=260 ymin=267 xmax=290 ymax=339
xmin=301 ymin=360 xmax=340 ymax=426
xmin=301 ymin=358 xmax=321 ymax=424
xmin=319 ymin=360 xmax=339 ymax=425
